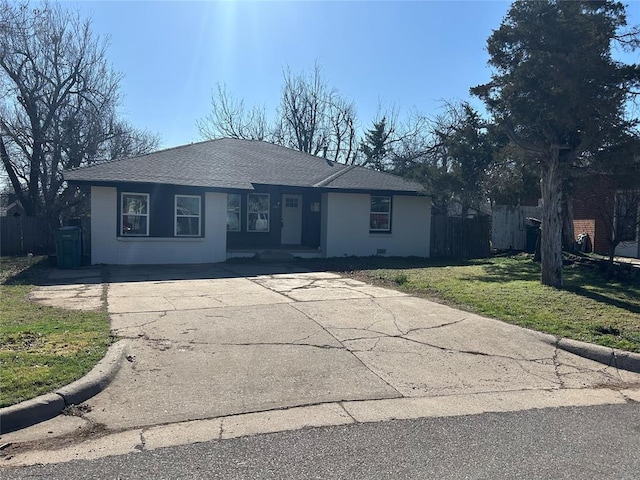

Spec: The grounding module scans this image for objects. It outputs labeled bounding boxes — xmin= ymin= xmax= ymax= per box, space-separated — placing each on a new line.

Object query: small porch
xmin=226 ymin=185 xmax=322 ymax=254
xmin=227 ymin=245 xmax=324 ymax=261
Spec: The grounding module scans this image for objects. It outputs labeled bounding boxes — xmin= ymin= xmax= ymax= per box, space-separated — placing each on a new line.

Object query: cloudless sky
xmin=68 ymin=0 xmax=640 ymax=150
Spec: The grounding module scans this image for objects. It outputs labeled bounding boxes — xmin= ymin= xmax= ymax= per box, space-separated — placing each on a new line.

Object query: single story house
xmin=64 ymin=138 xmax=432 ymax=265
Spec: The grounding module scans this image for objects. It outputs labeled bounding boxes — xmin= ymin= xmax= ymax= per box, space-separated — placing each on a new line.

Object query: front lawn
xmin=0 ymin=257 xmax=112 ymax=407
xmin=312 ymin=254 xmax=640 ymax=353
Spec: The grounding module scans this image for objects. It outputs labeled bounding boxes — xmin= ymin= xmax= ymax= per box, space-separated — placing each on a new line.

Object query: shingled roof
xmin=64 ymin=138 xmax=425 ymax=193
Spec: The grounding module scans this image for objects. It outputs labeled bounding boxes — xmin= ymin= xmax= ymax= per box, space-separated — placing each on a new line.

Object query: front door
xmin=281 ymin=194 xmax=302 ymax=245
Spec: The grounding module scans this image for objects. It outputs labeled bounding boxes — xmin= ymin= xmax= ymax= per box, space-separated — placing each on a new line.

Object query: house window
xmin=227 ymin=194 xmax=241 ymax=231
xmin=247 ymin=193 xmax=269 ymax=232
xmin=370 ymin=196 xmax=391 ymax=232
xmin=121 ymin=193 xmax=149 ymax=236
xmin=285 ymin=197 xmax=298 ymax=208
xmin=615 ymin=191 xmax=640 ymax=242
xmin=175 ymin=195 xmax=201 ymax=236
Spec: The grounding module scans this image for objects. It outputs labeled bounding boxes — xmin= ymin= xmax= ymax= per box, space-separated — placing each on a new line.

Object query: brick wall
xmin=572 ymin=175 xmax=615 ymax=255
xmin=573 ymin=219 xmax=595 ymax=252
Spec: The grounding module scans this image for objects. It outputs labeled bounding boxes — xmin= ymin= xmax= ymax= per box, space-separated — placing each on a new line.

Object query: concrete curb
xmin=0 ymin=340 xmax=129 ymax=434
xmin=541 ymin=336 xmax=640 ymax=373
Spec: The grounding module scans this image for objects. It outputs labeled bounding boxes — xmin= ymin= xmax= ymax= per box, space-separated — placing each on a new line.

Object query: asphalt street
xmin=2 ymin=403 xmax=639 ymax=479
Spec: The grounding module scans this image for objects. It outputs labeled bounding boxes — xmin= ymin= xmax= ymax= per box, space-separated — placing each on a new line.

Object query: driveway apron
xmin=79 ymin=264 xmax=640 ymax=430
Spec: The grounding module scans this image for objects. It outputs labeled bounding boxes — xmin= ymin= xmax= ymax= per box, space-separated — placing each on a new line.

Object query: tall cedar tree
xmin=471 ymin=0 xmax=640 ymax=287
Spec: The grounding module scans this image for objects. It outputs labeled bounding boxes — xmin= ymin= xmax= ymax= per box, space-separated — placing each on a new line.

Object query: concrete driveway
xmin=4 ymin=262 xmax=640 ymax=465
xmin=81 ymin=263 xmax=639 ymax=430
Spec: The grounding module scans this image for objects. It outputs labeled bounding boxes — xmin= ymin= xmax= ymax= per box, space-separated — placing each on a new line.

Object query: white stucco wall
xmin=321 ymin=192 xmax=431 ymax=257
xmin=90 ymin=186 xmax=227 ymax=265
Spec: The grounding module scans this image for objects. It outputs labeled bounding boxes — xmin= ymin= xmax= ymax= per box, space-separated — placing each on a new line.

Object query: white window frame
xmin=247 ymin=193 xmax=270 ymax=232
xmin=227 ymin=193 xmax=241 ymax=232
xmin=121 ymin=192 xmax=149 ymax=236
xmin=370 ymin=195 xmax=392 ymax=232
xmin=614 ymin=190 xmax=640 ymax=243
xmin=175 ymin=194 xmax=201 ymax=237
xmin=285 ymin=196 xmax=299 ymax=208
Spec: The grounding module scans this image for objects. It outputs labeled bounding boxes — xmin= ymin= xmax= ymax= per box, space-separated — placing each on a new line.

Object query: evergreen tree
xmin=360 ymin=117 xmax=393 ymax=171
xmin=472 ymin=0 xmax=640 ymax=287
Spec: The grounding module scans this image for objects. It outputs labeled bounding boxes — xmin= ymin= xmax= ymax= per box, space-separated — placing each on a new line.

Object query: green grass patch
xmin=310 ymin=254 xmax=640 ymax=353
xmin=0 ymin=257 xmax=111 ymax=407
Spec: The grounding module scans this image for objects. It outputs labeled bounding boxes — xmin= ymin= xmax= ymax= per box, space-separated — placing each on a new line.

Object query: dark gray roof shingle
xmin=64 ymin=138 xmax=424 ymax=193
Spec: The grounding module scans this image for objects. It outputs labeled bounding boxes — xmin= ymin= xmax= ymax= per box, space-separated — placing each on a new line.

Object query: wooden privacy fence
xmin=1 ymin=217 xmax=91 ymax=257
xmin=491 ymin=205 xmax=542 ymax=251
xmin=430 ymin=215 xmax=490 ymax=259
xmin=1 ymin=217 xmax=55 ymax=256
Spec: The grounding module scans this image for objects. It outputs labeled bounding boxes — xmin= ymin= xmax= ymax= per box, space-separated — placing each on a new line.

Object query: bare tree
xmin=326 ymin=95 xmax=357 ymax=164
xmin=385 ymin=103 xmax=501 ymax=217
xmin=276 ymin=64 xmax=359 ymax=164
xmin=278 ymin=64 xmax=328 ymax=156
xmin=197 ymin=83 xmax=269 ymax=141
xmin=0 ymin=1 xmax=158 ymax=222
xmin=198 ymin=64 xmax=358 ymax=164
xmin=373 ymin=108 xmax=431 ymax=175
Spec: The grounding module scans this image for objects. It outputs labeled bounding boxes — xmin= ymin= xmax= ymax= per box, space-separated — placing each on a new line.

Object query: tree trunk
xmin=561 ymin=192 xmax=575 ymax=252
xmin=608 ymin=240 xmax=618 ymax=265
xmin=0 ymin=136 xmax=34 ymax=216
xmin=540 ymin=153 xmax=564 ymax=288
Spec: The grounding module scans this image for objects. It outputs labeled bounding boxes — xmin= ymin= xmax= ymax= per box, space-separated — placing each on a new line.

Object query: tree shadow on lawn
xmin=1 ymin=256 xmax=52 ymax=286
xmin=467 ymin=257 xmax=640 ymax=314
xmin=562 ymin=263 xmax=640 ymax=314
xmin=563 ymin=285 xmax=640 ymax=314
xmin=464 ymin=258 xmax=542 ymax=283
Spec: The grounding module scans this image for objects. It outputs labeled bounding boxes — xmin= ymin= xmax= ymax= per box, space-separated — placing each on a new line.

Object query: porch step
xmin=256 ymin=251 xmax=296 ymax=262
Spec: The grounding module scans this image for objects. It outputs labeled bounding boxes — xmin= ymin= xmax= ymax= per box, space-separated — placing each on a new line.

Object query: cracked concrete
xmin=25 ymin=267 xmax=104 ymax=311
xmin=29 ymin=283 xmax=104 ymax=311
xmin=4 ymin=263 xmax=640 ymax=466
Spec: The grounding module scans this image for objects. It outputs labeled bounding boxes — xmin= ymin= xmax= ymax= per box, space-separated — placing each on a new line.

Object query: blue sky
xmin=70 ymin=0 xmax=640 ymax=150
